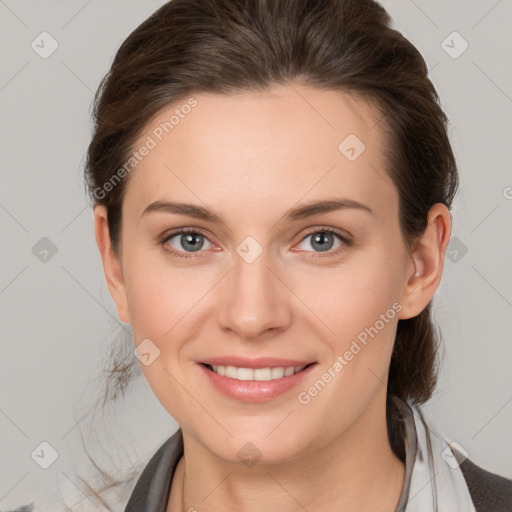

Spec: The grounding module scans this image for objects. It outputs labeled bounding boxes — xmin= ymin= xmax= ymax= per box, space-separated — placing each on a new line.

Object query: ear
xmin=93 ymin=205 xmax=131 ymax=324
xmin=398 ymin=203 xmax=452 ymax=320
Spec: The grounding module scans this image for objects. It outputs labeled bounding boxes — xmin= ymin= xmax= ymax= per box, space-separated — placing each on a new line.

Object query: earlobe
xmin=93 ymin=205 xmax=131 ymax=324
xmin=398 ymin=203 xmax=452 ymax=320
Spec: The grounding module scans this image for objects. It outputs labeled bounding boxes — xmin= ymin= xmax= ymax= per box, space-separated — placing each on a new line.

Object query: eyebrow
xmin=140 ymin=197 xmax=374 ymax=226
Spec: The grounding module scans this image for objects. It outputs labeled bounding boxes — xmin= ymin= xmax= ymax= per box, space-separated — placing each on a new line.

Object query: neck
xmin=168 ymin=392 xmax=405 ymax=512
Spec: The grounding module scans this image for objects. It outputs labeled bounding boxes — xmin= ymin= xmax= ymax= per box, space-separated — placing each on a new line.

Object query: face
xmin=96 ymin=83 xmax=442 ymax=464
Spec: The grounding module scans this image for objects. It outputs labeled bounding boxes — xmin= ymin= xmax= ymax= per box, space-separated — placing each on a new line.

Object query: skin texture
xmin=94 ymin=82 xmax=451 ymax=511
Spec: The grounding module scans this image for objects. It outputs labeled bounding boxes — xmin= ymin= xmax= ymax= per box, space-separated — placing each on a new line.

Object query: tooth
xmin=254 ymin=367 xmax=272 ymax=381
xmin=271 ymin=367 xmax=285 ymax=379
xmin=210 ymin=364 xmax=309 ymax=380
xmin=225 ymin=366 xmax=238 ymax=379
xmin=284 ymin=366 xmax=295 ymax=377
xmin=237 ymin=367 xmax=254 ymax=380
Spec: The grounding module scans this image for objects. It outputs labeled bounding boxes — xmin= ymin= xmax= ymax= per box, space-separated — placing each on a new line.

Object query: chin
xmin=196 ymin=424 xmax=312 ymax=466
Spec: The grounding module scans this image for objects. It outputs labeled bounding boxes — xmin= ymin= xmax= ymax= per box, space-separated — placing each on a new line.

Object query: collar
xmin=393 ymin=397 xmax=476 ymax=511
xmin=124 ymin=396 xmax=473 ymax=511
xmin=124 ymin=426 xmax=184 ymax=511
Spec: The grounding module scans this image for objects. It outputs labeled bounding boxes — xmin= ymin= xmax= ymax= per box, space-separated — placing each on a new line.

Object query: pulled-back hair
xmin=78 ymin=0 xmax=458 ymax=508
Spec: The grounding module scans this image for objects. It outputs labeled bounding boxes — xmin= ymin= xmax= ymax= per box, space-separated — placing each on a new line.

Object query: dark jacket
xmin=5 ymin=415 xmax=512 ymax=511
xmin=121 ymin=427 xmax=512 ymax=512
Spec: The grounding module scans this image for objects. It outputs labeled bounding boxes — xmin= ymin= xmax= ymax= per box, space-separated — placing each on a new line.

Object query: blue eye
xmin=162 ymin=229 xmax=214 ymax=259
xmin=161 ymin=227 xmax=351 ymax=260
xmin=294 ymin=228 xmax=351 ymax=258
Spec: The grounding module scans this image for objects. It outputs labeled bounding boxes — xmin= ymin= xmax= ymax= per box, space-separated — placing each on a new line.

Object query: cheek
xmin=300 ymin=248 xmax=404 ymax=374
xmin=123 ymin=249 xmax=212 ymax=344
xmin=297 ymin=268 xmax=402 ymax=407
xmin=299 ymin=251 xmax=402 ymax=333
xmin=122 ymin=247 xmax=170 ymax=338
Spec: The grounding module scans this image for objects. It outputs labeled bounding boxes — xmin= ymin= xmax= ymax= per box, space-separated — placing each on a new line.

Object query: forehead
xmin=124 ymin=83 xmax=396 ymax=222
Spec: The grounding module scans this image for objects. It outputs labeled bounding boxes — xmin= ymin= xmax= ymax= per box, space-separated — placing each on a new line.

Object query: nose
xmin=216 ymin=244 xmax=293 ymax=340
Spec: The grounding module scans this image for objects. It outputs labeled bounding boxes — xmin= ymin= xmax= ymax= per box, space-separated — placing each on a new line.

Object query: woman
xmin=89 ymin=0 xmax=512 ymax=510
xmin=9 ymin=0 xmax=510 ymax=510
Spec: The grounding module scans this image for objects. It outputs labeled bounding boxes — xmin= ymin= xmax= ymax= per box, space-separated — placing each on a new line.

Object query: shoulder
xmin=3 ymin=431 xmax=184 ymax=512
xmin=124 ymin=428 xmax=184 ymax=511
xmin=458 ymin=454 xmax=512 ymax=512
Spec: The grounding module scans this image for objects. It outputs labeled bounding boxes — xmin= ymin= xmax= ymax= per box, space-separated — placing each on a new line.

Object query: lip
xmin=199 ymin=356 xmax=315 ymax=369
xmin=197 ymin=361 xmax=318 ymax=402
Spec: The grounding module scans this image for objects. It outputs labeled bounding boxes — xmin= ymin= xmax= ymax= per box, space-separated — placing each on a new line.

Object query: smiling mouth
xmin=201 ymin=362 xmax=316 ymax=381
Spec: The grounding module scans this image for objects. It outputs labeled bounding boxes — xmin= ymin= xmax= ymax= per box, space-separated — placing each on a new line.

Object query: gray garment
xmin=123 ymin=398 xmax=416 ymax=511
xmin=4 ymin=397 xmax=512 ymax=511
xmin=124 ymin=397 xmax=512 ymax=512
xmin=122 ymin=397 xmax=512 ymax=511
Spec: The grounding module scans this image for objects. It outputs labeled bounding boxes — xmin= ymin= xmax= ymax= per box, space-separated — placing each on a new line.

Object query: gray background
xmin=1 ymin=0 xmax=511 ymax=510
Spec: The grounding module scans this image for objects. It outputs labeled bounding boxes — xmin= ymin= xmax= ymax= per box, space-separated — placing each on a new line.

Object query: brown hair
xmin=78 ymin=0 xmax=458 ymax=507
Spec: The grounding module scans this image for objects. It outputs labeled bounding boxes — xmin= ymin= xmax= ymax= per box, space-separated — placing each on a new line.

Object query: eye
xmin=162 ymin=228 xmax=215 ymax=259
xmin=160 ymin=226 xmax=351 ymax=260
xmin=293 ymin=228 xmax=351 ymax=258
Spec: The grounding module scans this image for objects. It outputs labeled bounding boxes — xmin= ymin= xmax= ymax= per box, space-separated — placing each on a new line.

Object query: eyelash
xmin=160 ymin=226 xmax=352 ymax=260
